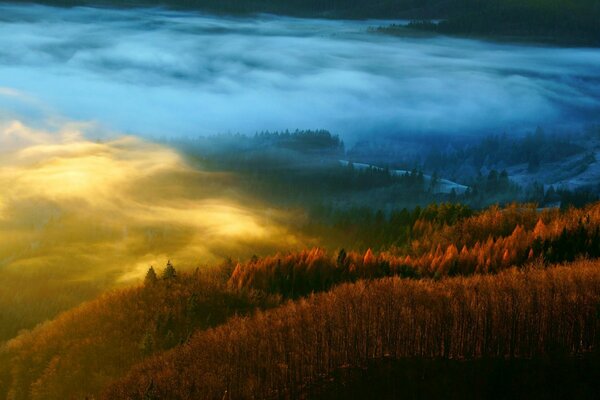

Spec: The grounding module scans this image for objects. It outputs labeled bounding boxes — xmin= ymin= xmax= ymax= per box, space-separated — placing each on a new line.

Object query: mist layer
xmin=0 ymin=119 xmax=303 ymax=339
xmin=0 ymin=4 xmax=599 ymax=139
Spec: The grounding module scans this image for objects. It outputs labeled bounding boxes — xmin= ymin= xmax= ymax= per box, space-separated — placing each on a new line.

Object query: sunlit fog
xmin=0 ymin=119 xmax=303 ymax=339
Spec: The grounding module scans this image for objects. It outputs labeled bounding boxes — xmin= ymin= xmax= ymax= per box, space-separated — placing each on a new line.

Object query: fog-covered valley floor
xmin=1 ymin=4 xmax=600 ymax=139
xmin=1 ymin=3 xmax=600 ymax=343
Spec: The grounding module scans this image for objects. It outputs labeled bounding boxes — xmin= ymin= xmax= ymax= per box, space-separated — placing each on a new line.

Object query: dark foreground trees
xmin=105 ymin=260 xmax=600 ymax=399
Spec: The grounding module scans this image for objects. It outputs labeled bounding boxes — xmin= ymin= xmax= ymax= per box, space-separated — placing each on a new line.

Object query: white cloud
xmin=0 ymin=4 xmax=598 ymax=140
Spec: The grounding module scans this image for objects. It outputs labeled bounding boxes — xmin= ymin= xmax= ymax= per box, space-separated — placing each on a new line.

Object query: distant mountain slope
xmin=6 ymin=1 xmax=600 ymax=45
xmin=339 ymin=160 xmax=469 ymax=194
xmin=377 ymin=0 xmax=600 ymax=45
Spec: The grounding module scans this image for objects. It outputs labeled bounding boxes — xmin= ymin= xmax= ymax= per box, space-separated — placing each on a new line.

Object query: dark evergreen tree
xmin=337 ymin=248 xmax=347 ymax=269
xmin=144 ymin=266 xmax=158 ymax=286
xmin=162 ymin=261 xmax=177 ymax=280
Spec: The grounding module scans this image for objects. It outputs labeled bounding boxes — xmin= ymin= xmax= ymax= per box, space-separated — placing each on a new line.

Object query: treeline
xmin=174 ymin=127 xmax=600 ymax=214
xmin=231 ymin=202 xmax=600 ymax=297
xmin=460 ymin=168 xmax=523 ymax=207
xmin=423 ymin=129 xmax=586 ymax=176
xmin=0 ymin=263 xmax=280 ymax=400
xmin=16 ymin=1 xmax=600 ymax=44
xmin=171 ymin=131 xmax=443 ymax=208
xmin=254 ymin=130 xmax=344 ymax=153
xmin=173 ymin=130 xmax=540 ymax=211
xmin=169 ymin=129 xmax=342 ymax=153
xmin=387 ymin=0 xmax=600 ymax=45
xmin=437 ymin=0 xmax=600 ymax=45
xmin=105 ymin=260 xmax=600 ymax=399
xmin=345 ymin=128 xmax=596 ymax=190
xmin=306 ymin=202 xmax=472 ymax=250
xmin=349 ymin=128 xmax=599 ymax=208
xmin=169 ymin=129 xmax=344 ymax=168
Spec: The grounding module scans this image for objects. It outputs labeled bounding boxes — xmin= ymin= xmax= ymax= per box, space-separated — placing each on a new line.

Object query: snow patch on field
xmin=508 ymin=139 xmax=600 ymax=191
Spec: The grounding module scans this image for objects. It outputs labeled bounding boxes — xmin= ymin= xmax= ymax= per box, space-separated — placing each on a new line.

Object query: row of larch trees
xmin=230 ymin=202 xmax=600 ymax=297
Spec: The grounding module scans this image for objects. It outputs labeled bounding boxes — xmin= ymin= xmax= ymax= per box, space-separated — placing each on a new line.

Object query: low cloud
xmin=0 ymin=4 xmax=598 ymax=140
xmin=0 ymin=120 xmax=302 ymax=277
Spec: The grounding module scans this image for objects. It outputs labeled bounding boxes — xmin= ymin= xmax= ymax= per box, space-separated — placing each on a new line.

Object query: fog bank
xmin=0 ymin=119 xmax=305 ymax=339
xmin=1 ymin=4 xmax=599 ymax=139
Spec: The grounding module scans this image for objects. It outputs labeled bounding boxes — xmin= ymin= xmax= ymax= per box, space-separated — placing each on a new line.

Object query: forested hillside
xmin=406 ymin=0 xmax=600 ymax=45
xmin=12 ymin=1 xmax=600 ymax=44
xmin=0 ymin=266 xmax=280 ymax=400
xmin=231 ymin=202 xmax=600 ymax=296
xmin=173 ymin=128 xmax=600 ymax=215
xmin=106 ymin=260 xmax=600 ymax=399
xmin=2 ymin=201 xmax=600 ymax=399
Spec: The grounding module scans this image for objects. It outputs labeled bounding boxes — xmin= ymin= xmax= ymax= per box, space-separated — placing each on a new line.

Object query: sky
xmin=0 ymin=4 xmax=599 ymax=140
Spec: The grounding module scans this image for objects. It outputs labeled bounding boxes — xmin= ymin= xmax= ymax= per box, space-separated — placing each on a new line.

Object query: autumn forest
xmin=1 ymin=1 xmax=600 ymax=399
xmin=1 ymin=201 xmax=600 ymax=399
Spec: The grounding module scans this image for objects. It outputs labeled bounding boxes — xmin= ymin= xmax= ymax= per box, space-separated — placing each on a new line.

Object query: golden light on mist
xmin=0 ymin=120 xmax=305 ymax=339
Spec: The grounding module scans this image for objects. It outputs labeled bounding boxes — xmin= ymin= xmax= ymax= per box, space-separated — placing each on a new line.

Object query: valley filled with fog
xmin=1 ymin=1 xmax=600 ymax=348
xmin=1 ymin=3 xmax=599 ymax=140
xmin=2 ymin=4 xmax=600 ymax=399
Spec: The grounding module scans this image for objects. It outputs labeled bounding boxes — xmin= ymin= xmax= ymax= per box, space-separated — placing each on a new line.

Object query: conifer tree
xmin=162 ymin=261 xmax=177 ymax=280
xmin=336 ymin=248 xmax=347 ymax=268
xmin=144 ymin=266 xmax=158 ymax=286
